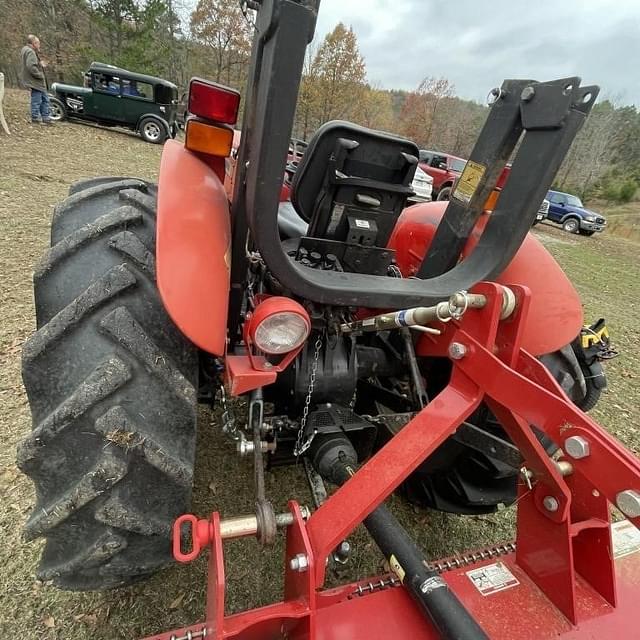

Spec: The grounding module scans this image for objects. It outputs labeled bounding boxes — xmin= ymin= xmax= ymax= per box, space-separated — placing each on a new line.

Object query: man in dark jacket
xmin=20 ymin=34 xmax=52 ymax=124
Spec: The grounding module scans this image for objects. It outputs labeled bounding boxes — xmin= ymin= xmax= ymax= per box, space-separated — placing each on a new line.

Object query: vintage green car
xmin=48 ymin=62 xmax=179 ymax=143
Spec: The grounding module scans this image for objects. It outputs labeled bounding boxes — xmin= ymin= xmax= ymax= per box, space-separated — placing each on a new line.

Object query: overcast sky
xmin=314 ymin=0 xmax=640 ymax=107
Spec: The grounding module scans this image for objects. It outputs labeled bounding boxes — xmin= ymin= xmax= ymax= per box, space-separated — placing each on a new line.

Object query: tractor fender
xmin=137 ymin=113 xmax=171 ymax=137
xmin=388 ymin=201 xmax=583 ymax=356
xmin=157 ymin=140 xmax=231 ymax=355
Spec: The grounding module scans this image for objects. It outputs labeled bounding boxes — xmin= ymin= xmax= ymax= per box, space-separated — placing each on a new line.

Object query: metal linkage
xmin=339 ymin=287 xmax=515 ymax=334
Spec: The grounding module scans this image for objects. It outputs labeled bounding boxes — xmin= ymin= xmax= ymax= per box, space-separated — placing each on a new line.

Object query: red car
xmin=418 ymin=149 xmax=467 ymax=200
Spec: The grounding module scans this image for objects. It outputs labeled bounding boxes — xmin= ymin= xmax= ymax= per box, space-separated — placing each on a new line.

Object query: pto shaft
xmin=311 ymin=434 xmax=489 ymax=640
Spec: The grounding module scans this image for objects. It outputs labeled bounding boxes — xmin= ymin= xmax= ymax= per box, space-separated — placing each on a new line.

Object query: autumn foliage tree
xmin=189 ymin=0 xmax=252 ymax=86
xmin=400 ymin=76 xmax=455 ymax=147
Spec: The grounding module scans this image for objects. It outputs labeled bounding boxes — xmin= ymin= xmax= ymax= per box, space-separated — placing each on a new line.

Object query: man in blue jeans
xmin=20 ymin=34 xmax=53 ymax=125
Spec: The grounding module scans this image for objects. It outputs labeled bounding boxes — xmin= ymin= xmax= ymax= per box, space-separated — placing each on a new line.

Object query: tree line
xmin=1 ymin=0 xmax=637 ymax=203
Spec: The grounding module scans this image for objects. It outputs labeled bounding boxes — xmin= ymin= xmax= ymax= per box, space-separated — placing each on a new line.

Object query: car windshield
xmin=566 ymin=194 xmax=583 ymax=207
xmin=450 ymin=158 xmax=467 ymax=173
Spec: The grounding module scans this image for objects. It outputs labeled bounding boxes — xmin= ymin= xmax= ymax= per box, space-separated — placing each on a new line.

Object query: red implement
xmin=146 ymin=282 xmax=640 ymax=640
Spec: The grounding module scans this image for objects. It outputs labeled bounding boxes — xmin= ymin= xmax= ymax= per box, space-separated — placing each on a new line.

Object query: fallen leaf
xmin=169 ymin=593 xmax=185 ymax=610
xmin=208 ymin=481 xmax=217 ymax=495
xmin=43 ymin=616 xmax=55 ymax=629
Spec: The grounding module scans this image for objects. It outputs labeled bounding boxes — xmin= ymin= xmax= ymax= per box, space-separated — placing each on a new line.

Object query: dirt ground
xmin=1 ymin=88 xmax=639 ymax=638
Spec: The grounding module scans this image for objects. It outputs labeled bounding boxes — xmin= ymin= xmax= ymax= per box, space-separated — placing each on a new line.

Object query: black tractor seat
xmin=278 ymin=201 xmax=308 ymax=239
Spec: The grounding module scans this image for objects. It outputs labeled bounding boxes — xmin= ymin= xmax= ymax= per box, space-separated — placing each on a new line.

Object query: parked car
xmin=546 ymin=190 xmax=607 ymax=235
xmin=177 ymin=91 xmax=188 ymax=129
xmin=418 ymin=149 xmax=467 ymax=200
xmin=409 ymin=165 xmax=434 ymax=202
xmin=534 ymin=198 xmax=550 ymax=225
xmin=48 ymin=62 xmax=179 ymax=144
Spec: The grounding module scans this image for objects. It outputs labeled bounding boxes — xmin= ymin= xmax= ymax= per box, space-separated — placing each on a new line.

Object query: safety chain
xmin=219 ymin=384 xmax=240 ymax=441
xmin=350 ymin=542 xmax=517 ymax=598
xmin=430 ymin=542 xmax=516 ymax=573
xmin=351 ymin=576 xmax=400 ymax=597
xmin=294 ymin=334 xmax=323 ymax=457
xmin=169 ymin=627 xmax=207 ymax=640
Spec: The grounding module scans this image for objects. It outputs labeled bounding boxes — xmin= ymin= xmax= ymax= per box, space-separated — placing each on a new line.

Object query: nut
xmin=333 ymin=540 xmax=351 ymax=565
xmin=616 ymin=490 xmax=640 ymax=518
xmin=289 ymin=553 xmax=309 ymax=572
xmin=521 ymin=86 xmax=536 ymax=101
xmin=543 ymin=496 xmax=559 ymax=512
xmin=448 ymin=342 xmax=467 ymax=360
xmin=564 ymin=436 xmax=590 ymax=459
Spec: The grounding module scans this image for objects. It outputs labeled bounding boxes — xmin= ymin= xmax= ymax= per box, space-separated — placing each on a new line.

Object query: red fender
xmin=157 ymin=140 xmax=231 ymax=355
xmin=387 ymin=202 xmax=583 ymax=355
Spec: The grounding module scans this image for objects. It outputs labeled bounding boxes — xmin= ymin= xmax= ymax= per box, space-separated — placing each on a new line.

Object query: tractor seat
xmin=278 ymin=201 xmax=308 ymax=239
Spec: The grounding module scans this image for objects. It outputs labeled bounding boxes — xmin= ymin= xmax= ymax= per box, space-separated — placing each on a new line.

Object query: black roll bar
xmin=230 ymin=0 xmax=598 ymax=313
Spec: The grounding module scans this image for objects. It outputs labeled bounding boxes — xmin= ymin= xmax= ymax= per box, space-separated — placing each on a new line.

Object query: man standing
xmin=20 ymin=35 xmax=52 ymax=125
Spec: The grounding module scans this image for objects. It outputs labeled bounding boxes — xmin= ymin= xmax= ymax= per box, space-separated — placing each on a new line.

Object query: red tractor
xmin=18 ymin=1 xmax=640 ymax=638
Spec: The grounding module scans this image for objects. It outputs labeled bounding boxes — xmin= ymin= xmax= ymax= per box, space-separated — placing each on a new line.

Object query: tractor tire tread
xmin=19 ymin=180 xmax=197 ymax=590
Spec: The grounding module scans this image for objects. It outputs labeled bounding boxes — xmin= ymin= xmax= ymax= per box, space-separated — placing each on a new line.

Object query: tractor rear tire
xmin=18 ymin=179 xmax=198 ymax=590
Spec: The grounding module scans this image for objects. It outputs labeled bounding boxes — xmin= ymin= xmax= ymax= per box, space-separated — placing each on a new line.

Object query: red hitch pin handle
xmin=173 ymin=508 xmax=311 ymax=563
xmin=173 ymin=514 xmax=213 ymax=563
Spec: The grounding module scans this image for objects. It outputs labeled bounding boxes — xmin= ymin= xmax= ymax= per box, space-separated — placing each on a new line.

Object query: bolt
xmin=448 ymin=342 xmax=467 ymax=360
xmin=521 ymin=86 xmax=536 ymax=102
xmin=543 ymin=496 xmax=559 ymax=512
xmin=263 ymin=362 xmax=273 ymax=369
xmin=289 ymin=553 xmax=309 ymax=572
xmin=333 ymin=540 xmax=352 ymax=565
xmin=487 ymin=87 xmax=504 ymax=105
xmin=564 ymin=435 xmax=590 ymax=459
xmin=616 ymin=490 xmax=640 ymax=518
xmin=237 ymin=440 xmax=255 ymax=456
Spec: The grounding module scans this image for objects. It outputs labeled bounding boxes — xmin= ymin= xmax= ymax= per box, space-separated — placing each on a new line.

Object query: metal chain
xmin=169 ymin=627 xmax=207 ymax=640
xmin=430 ymin=542 xmax=516 ymax=573
xmin=219 ymin=384 xmax=240 ymax=441
xmin=350 ymin=542 xmax=517 ymax=598
xmin=294 ymin=335 xmax=323 ymax=457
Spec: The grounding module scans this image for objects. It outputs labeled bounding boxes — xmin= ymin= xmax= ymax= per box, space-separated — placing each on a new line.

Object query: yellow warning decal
xmin=389 ymin=554 xmax=406 ymax=583
xmin=453 ymin=160 xmax=486 ymax=204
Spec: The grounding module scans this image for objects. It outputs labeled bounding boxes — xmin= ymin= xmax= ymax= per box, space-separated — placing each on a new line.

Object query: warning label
xmin=452 ymin=160 xmax=486 ymax=204
xmin=612 ymin=520 xmax=640 ymax=559
xmin=466 ymin=562 xmax=519 ymax=596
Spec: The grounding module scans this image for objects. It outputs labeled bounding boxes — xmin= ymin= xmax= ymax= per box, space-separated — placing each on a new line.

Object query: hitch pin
xmin=521 ymin=460 xmax=574 ymax=489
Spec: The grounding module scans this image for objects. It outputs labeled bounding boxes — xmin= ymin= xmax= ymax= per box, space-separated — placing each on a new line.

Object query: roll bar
xmin=229 ymin=0 xmax=598 ymax=315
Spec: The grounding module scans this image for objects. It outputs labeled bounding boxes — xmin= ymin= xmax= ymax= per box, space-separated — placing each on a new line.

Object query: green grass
xmin=0 ymin=88 xmax=639 ymax=638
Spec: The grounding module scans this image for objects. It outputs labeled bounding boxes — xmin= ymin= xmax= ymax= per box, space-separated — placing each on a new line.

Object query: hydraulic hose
xmin=311 ymin=434 xmax=489 ymax=640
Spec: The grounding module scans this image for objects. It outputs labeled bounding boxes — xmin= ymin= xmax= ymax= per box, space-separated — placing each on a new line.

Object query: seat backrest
xmin=291 ymin=121 xmax=419 ymax=248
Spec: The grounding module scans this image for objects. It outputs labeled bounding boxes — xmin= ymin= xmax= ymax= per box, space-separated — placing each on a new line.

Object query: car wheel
xmin=49 ymin=98 xmax=66 ymax=122
xmin=436 ymin=186 xmax=452 ymax=201
xmin=139 ymin=117 xmax=167 ymax=144
xmin=562 ymin=218 xmax=580 ymax=234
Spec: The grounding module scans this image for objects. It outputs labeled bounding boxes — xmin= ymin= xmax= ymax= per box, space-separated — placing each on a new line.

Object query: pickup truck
xmin=418 ymin=150 xmax=466 ymax=200
xmin=546 ymin=190 xmax=607 ymax=235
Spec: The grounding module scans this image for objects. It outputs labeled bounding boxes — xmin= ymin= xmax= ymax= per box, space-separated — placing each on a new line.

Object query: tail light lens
xmin=248 ymin=297 xmax=310 ymax=355
xmin=185 ymin=119 xmax=234 ymax=157
xmin=188 ymin=78 xmax=241 ymax=125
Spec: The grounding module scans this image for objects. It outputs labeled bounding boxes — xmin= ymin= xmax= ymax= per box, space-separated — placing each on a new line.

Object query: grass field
xmin=1 ymin=88 xmax=639 ymax=638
